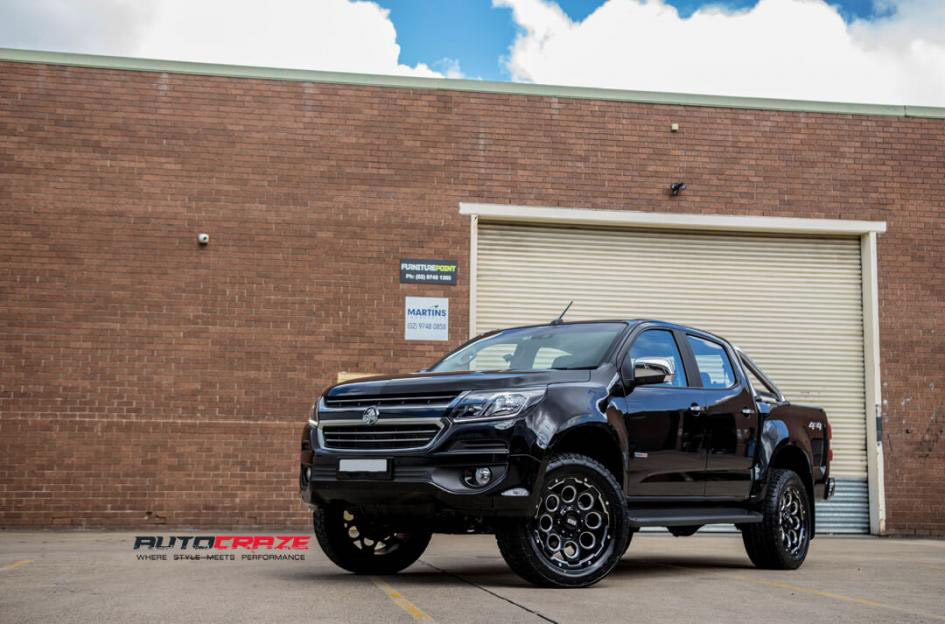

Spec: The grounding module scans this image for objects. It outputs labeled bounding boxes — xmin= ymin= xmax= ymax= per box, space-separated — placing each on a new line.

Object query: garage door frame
xmin=461 ymin=202 xmax=887 ymax=534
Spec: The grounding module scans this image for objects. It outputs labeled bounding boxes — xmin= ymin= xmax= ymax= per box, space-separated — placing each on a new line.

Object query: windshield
xmin=431 ymin=323 xmax=627 ymax=373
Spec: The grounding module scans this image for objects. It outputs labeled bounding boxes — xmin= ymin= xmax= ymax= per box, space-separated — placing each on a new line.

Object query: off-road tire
xmin=621 ymin=530 xmax=635 ymax=556
xmin=742 ymin=468 xmax=811 ymax=570
xmin=496 ymin=453 xmax=630 ymax=588
xmin=314 ymin=505 xmax=431 ymax=575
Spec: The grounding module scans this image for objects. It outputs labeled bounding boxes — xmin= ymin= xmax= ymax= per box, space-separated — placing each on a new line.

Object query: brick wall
xmin=1 ymin=60 xmax=942 ymax=534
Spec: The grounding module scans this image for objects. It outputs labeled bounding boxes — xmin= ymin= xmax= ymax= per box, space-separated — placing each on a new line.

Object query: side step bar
xmin=627 ymin=507 xmax=763 ymax=528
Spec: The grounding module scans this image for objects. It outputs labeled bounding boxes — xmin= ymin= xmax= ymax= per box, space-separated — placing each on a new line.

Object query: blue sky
xmin=379 ymin=0 xmax=894 ymax=81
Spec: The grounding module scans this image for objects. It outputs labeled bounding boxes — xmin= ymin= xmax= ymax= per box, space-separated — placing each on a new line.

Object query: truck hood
xmin=325 ymin=369 xmax=592 ymax=398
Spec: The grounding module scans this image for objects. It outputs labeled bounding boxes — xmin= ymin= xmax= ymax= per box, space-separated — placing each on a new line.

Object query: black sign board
xmin=400 ymin=259 xmax=458 ymax=285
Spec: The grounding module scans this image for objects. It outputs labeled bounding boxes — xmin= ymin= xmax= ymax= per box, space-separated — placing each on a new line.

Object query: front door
xmin=684 ymin=334 xmax=757 ymax=500
xmin=621 ymin=329 xmax=706 ymax=498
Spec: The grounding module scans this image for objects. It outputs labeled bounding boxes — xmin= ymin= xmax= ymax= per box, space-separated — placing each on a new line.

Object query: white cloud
xmin=495 ymin=0 xmax=945 ymax=106
xmin=0 ymin=0 xmax=157 ymax=53
xmin=432 ymin=57 xmax=466 ymax=79
xmin=0 ymin=0 xmax=455 ymax=78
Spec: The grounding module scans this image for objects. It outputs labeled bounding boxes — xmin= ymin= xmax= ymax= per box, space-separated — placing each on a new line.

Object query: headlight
xmin=308 ymin=399 xmax=319 ymax=428
xmin=450 ymin=387 xmax=546 ymax=422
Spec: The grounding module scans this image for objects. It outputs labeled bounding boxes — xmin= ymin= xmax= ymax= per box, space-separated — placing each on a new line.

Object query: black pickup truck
xmin=300 ymin=320 xmax=834 ymax=587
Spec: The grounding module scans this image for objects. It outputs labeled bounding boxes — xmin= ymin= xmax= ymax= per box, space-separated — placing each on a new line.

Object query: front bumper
xmin=299 ymin=418 xmax=544 ymax=518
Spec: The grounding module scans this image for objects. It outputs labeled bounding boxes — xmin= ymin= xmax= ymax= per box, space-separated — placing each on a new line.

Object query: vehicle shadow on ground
xmin=614 ymin=555 xmax=753 ymax=574
xmin=262 ymin=554 xmax=753 ymax=588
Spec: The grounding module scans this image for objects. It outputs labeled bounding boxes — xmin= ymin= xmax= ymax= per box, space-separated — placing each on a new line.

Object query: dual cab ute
xmin=300 ymin=320 xmax=834 ymax=587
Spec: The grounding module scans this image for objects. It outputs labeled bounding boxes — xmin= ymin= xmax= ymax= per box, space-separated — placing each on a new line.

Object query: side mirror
xmin=624 ymin=357 xmax=674 ymax=386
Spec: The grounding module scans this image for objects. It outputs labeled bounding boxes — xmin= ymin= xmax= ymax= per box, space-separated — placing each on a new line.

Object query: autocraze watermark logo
xmin=133 ymin=535 xmax=310 ymax=561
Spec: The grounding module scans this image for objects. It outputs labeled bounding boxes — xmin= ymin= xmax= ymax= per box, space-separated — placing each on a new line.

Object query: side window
xmin=627 ymin=330 xmax=688 ymax=387
xmin=687 ymin=335 xmax=736 ymax=388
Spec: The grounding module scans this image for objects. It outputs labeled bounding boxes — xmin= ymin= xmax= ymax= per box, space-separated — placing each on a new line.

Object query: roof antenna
xmin=551 ymin=301 xmax=573 ymax=325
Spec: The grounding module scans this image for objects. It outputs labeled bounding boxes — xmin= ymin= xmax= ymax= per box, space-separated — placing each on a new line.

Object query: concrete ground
xmin=0 ymin=531 xmax=943 ymax=624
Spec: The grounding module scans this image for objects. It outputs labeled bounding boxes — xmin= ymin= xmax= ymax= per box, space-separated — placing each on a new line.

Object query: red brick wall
xmin=1 ymin=61 xmax=942 ymax=534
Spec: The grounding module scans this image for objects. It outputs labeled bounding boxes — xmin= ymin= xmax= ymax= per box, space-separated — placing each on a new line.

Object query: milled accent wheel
xmin=778 ymin=485 xmax=808 ymax=558
xmin=742 ymin=468 xmax=811 ymax=570
xmin=341 ymin=510 xmax=410 ymax=555
xmin=496 ymin=453 xmax=630 ymax=588
xmin=533 ymin=476 xmax=612 ymax=571
xmin=314 ymin=505 xmax=431 ymax=575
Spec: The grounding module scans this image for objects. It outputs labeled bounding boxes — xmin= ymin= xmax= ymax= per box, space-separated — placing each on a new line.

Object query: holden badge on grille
xmin=361 ymin=406 xmax=380 ymax=426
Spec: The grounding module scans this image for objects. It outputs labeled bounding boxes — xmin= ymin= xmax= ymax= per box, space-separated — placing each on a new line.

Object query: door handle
xmin=741 ymin=408 xmax=754 ymax=417
xmin=689 ymin=403 xmax=704 ymax=413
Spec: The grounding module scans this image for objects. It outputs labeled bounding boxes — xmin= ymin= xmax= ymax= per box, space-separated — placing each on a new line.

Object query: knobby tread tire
xmin=314 ymin=505 xmax=432 ymax=575
xmin=495 ymin=453 xmax=630 ymax=588
xmin=622 ymin=530 xmax=635 ymax=556
xmin=741 ymin=468 xmax=810 ymax=570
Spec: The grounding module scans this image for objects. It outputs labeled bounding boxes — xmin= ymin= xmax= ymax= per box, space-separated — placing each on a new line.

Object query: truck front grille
xmin=321 ymin=422 xmax=442 ymax=450
xmin=322 ymin=392 xmax=459 ymax=410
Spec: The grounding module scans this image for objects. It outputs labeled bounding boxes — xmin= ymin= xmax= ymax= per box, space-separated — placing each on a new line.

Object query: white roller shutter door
xmin=475 ymin=222 xmax=869 ymax=533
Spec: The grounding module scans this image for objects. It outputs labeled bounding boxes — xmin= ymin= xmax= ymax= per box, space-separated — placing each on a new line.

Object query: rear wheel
xmin=314 ymin=505 xmax=431 ymax=574
xmin=496 ymin=453 xmax=629 ymax=588
xmin=742 ymin=469 xmax=811 ymax=569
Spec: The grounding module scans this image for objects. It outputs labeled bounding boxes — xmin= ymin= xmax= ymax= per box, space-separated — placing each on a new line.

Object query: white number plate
xmin=338 ymin=459 xmax=389 ymax=473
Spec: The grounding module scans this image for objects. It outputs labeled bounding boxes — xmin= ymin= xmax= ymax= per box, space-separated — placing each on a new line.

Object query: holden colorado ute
xmin=299 ymin=320 xmax=834 ymax=587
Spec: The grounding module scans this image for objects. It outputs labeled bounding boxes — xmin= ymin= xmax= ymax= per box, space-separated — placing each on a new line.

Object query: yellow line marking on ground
xmin=657 ymin=562 xmax=945 ymax=622
xmin=1 ymin=560 xmax=33 ymax=571
xmin=371 ymin=577 xmax=436 ymax=623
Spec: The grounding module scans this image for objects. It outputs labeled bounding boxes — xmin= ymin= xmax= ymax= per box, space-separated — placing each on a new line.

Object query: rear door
xmin=684 ymin=334 xmax=758 ymax=500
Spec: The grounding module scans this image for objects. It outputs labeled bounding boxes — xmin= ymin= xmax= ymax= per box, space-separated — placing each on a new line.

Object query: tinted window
xmin=628 ymin=330 xmax=687 ymax=387
xmin=431 ymin=323 xmax=626 ymax=373
xmin=687 ymin=335 xmax=736 ymax=388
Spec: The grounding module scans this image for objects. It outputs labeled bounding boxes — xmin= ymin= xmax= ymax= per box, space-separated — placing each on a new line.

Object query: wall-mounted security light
xmin=670 ymin=182 xmax=687 ymax=196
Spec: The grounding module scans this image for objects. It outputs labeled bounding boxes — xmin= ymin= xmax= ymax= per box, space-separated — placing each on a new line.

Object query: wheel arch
xmin=548 ymin=423 xmax=625 ymax=488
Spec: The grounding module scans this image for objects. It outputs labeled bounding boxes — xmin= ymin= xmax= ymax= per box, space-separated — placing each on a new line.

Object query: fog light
xmin=473 ymin=467 xmax=492 ymax=486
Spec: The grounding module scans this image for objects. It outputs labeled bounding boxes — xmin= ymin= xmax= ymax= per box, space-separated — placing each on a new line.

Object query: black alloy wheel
xmin=496 ymin=453 xmax=630 ymax=588
xmin=742 ymin=468 xmax=811 ymax=569
xmin=778 ymin=483 xmax=809 ymax=558
xmin=314 ymin=505 xmax=431 ymax=575
xmin=534 ymin=475 xmax=612 ymax=570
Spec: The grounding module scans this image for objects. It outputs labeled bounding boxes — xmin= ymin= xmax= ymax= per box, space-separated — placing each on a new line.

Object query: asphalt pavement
xmin=1 ymin=530 xmax=943 ymax=623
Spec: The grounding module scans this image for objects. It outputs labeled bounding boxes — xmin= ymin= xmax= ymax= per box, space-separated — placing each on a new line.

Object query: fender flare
xmin=545 ymin=419 xmax=627 ymax=488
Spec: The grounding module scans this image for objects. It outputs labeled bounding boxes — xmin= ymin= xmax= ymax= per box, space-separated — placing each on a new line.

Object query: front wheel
xmin=314 ymin=505 xmax=431 ymax=575
xmin=741 ymin=468 xmax=811 ymax=569
xmin=496 ymin=453 xmax=630 ymax=588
